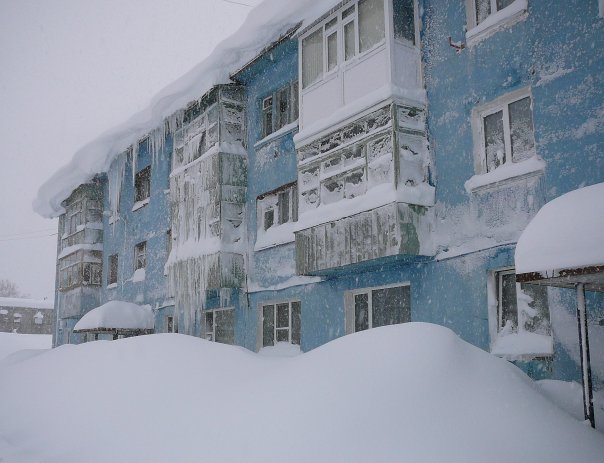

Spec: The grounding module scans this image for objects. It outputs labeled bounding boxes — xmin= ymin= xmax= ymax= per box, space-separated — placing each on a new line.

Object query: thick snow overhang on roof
xmin=515 ymin=183 xmax=604 ymax=291
xmin=73 ymin=301 xmax=154 ymax=332
xmin=34 ymin=0 xmax=343 ymax=218
xmin=0 ymin=297 xmax=54 ymax=310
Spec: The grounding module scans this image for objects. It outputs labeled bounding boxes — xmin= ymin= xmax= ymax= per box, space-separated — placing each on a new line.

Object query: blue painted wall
xmin=100 ymin=136 xmax=174 ymax=328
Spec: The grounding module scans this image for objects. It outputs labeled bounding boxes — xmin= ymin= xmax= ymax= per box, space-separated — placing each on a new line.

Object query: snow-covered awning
xmin=73 ymin=301 xmax=154 ymax=332
xmin=515 ymin=182 xmax=604 ymax=291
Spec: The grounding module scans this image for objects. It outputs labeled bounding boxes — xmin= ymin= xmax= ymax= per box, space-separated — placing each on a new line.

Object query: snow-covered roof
xmin=34 ymin=0 xmax=341 ymax=218
xmin=0 ymin=297 xmax=54 ymax=310
xmin=73 ymin=301 xmax=154 ymax=332
xmin=515 ymin=182 xmax=604 ymax=274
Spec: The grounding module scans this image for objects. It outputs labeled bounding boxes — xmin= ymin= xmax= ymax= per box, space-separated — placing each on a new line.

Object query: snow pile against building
xmin=515 ymin=182 xmax=604 ymax=274
xmin=0 ymin=323 xmax=602 ymax=463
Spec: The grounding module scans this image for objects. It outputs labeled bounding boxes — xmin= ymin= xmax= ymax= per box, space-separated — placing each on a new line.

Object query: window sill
xmin=254 ymin=121 xmax=298 ymax=149
xmin=254 ymin=221 xmax=297 ymax=251
xmin=130 ymin=268 xmax=146 ymax=283
xmin=464 ymin=156 xmax=545 ymax=193
xmin=106 ymin=283 xmax=118 ymax=289
xmin=466 ymin=0 xmax=528 ymax=47
xmin=491 ymin=331 xmax=553 ymax=361
xmin=132 ymin=198 xmax=150 ymax=212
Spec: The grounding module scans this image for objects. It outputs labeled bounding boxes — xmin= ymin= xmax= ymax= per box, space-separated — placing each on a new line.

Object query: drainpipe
xmin=576 ymin=283 xmax=595 ymax=428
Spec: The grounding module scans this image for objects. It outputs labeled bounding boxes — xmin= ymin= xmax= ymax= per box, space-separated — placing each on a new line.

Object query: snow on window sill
xmin=108 ymin=215 xmax=119 ymax=225
xmin=130 ymin=268 xmax=146 ymax=283
xmin=491 ymin=331 xmax=553 ymax=361
xmin=132 ymin=197 xmax=150 ymax=212
xmin=254 ymin=121 xmax=298 ymax=149
xmin=464 ymin=156 xmax=545 ymax=193
xmin=254 ymin=221 xmax=297 ymax=251
xmin=466 ymin=0 xmax=528 ymax=47
xmin=106 ymin=283 xmax=118 ymax=289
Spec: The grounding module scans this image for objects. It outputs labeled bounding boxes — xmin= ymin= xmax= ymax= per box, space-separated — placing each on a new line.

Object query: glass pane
xmin=327 ymin=32 xmax=338 ymax=71
xmin=291 ymin=81 xmax=299 ymax=121
xmin=520 ymin=283 xmax=550 ymax=335
xmin=483 ymin=110 xmax=505 ymax=172
xmin=344 ymin=21 xmax=356 ymax=61
xmin=264 ymin=209 xmax=274 ymax=230
xmin=509 ymin=97 xmax=534 ymax=162
xmin=393 ymin=0 xmax=415 ymax=44
xmin=358 ymin=0 xmax=385 ymax=53
xmin=278 ymin=191 xmax=290 ymax=224
xmin=291 ymin=301 xmax=301 ymax=345
xmin=372 ymin=286 xmax=411 ymax=328
xmin=496 ymin=0 xmax=515 ymax=11
xmin=263 ymin=305 xmax=275 ymax=347
xmin=475 ymin=0 xmax=491 ymax=25
xmin=276 ymin=329 xmax=289 ymax=342
xmin=205 ymin=312 xmax=214 ymax=332
xmin=354 ymin=293 xmax=369 ymax=331
xmin=276 ymin=303 xmax=289 ymax=329
xmin=215 ymin=310 xmax=235 ymax=345
xmin=343 ymin=6 xmax=355 ymax=19
xmin=277 ymin=88 xmax=290 ymax=129
xmin=499 ymin=272 xmax=518 ymax=330
xmin=302 ymin=29 xmax=323 ymax=88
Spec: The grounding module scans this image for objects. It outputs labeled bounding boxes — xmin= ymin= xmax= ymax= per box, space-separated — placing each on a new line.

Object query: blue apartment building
xmin=40 ymin=0 xmax=603 ymax=396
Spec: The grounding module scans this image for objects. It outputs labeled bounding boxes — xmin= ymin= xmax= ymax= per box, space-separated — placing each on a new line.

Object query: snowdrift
xmin=0 ymin=323 xmax=602 ymax=462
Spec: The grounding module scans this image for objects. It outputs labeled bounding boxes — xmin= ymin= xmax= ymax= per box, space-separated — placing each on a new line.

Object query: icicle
xmin=131 ymin=143 xmax=139 ymax=185
xmin=108 ymin=153 xmax=126 ymax=224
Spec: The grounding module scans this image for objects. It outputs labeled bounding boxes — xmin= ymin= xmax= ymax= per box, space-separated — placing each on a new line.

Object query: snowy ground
xmin=0 ymin=332 xmax=51 ymax=361
xmin=0 ymin=323 xmax=603 ymax=463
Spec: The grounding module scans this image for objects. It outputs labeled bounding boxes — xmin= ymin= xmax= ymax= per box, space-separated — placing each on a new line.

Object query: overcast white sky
xmin=0 ymin=0 xmax=259 ymax=300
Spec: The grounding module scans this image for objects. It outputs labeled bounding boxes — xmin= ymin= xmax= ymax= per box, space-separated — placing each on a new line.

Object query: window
xmin=300 ymin=0 xmax=386 ymax=89
xmin=260 ymin=81 xmax=299 ymax=138
xmin=82 ymin=262 xmax=102 ymax=285
xmin=473 ymin=90 xmax=535 ymax=174
xmin=493 ymin=268 xmax=550 ymax=337
xmin=393 ymin=0 xmax=416 ymax=44
xmin=257 ymin=183 xmax=298 ymax=233
xmin=204 ymin=308 xmax=234 ymax=344
xmin=345 ymin=284 xmax=411 ymax=334
xmin=166 ymin=316 xmax=176 ymax=333
xmin=261 ymin=301 xmax=301 ymax=347
xmin=465 ymin=0 xmax=528 ymax=44
xmin=134 ymin=165 xmax=151 ymax=203
xmin=134 ymin=241 xmax=147 ymax=271
xmin=108 ymin=254 xmax=118 ymax=285
xmin=473 ymin=0 xmax=515 ymax=25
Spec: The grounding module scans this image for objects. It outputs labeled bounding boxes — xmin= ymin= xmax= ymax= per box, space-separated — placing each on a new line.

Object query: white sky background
xmin=0 ymin=0 xmax=259 ymax=300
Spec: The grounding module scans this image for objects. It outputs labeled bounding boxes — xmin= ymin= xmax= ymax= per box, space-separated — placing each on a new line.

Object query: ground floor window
xmin=204 ymin=308 xmax=235 ymax=345
xmin=261 ymin=301 xmax=301 ymax=347
xmin=492 ymin=268 xmax=550 ymax=336
xmin=345 ymin=283 xmax=411 ymax=334
xmin=166 ymin=316 xmax=176 ymax=333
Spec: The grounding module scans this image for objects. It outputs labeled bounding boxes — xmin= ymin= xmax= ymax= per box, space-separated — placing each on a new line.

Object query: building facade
xmin=45 ymin=0 xmax=603 ymax=393
xmin=0 ymin=298 xmax=55 ymax=335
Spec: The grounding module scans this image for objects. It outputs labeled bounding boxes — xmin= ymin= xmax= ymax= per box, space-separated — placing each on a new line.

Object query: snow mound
xmin=33 ymin=0 xmax=342 ymax=218
xmin=73 ymin=300 xmax=153 ymax=331
xmin=0 ymin=323 xmax=602 ymax=462
xmin=515 ymin=182 xmax=604 ymax=274
xmin=0 ymin=332 xmax=51 ymax=361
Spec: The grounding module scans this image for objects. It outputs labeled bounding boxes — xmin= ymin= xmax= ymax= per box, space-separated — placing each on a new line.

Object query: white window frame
xmin=299 ymin=0 xmax=389 ymax=91
xmin=256 ymin=183 xmax=298 ymax=233
xmin=487 ymin=267 xmax=552 ymax=355
xmin=260 ymin=81 xmax=299 ymax=140
xmin=465 ymin=0 xmax=528 ymax=46
xmin=344 ymin=282 xmax=411 ymax=334
xmin=134 ymin=241 xmax=147 ymax=271
xmin=203 ymin=307 xmax=235 ymax=344
xmin=257 ymin=300 xmax=301 ymax=350
xmin=471 ymin=87 xmax=536 ymax=175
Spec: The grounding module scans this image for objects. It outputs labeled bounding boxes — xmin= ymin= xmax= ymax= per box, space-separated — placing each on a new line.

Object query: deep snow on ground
xmin=0 ymin=332 xmax=51 ymax=361
xmin=0 ymin=323 xmax=603 ymax=463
